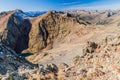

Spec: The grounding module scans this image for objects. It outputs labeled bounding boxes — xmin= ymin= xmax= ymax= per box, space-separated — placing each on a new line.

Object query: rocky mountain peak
xmin=28 ymin=10 xmax=79 ymax=52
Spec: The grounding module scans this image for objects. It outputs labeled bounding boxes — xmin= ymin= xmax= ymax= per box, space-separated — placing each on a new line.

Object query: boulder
xmin=38 ymin=63 xmax=58 ymax=74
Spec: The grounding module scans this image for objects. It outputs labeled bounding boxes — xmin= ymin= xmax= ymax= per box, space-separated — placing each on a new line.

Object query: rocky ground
xmin=25 ymin=25 xmax=120 ymax=80
xmin=0 ymin=10 xmax=120 ymax=80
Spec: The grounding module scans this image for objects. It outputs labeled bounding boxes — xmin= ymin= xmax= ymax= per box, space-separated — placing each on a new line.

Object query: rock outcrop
xmin=0 ymin=43 xmax=34 ymax=75
xmin=28 ymin=11 xmax=78 ymax=52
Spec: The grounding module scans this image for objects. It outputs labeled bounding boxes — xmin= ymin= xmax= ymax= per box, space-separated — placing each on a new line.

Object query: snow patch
xmin=14 ymin=10 xmax=46 ymax=20
xmin=14 ymin=10 xmax=29 ymax=20
xmin=25 ymin=11 xmax=46 ymax=17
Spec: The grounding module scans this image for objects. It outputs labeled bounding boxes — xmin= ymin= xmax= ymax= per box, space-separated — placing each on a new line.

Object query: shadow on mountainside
xmin=1 ymin=14 xmax=32 ymax=53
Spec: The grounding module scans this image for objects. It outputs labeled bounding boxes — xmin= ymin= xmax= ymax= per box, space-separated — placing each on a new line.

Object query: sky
xmin=0 ymin=0 xmax=120 ymax=12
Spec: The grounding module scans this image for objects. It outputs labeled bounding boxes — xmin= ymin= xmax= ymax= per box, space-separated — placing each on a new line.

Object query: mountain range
xmin=0 ymin=9 xmax=120 ymax=80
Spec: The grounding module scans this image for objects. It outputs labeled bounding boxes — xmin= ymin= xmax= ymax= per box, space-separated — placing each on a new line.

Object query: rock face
xmin=0 ymin=43 xmax=34 ymax=75
xmin=28 ymin=11 xmax=78 ymax=52
xmin=0 ymin=10 xmax=31 ymax=53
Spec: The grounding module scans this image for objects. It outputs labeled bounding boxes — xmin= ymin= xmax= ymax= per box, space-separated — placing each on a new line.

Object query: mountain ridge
xmin=1 ymin=9 xmax=120 ymax=80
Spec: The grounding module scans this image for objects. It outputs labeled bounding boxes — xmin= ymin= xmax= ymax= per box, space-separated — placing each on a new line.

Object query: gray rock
xmin=38 ymin=63 xmax=58 ymax=74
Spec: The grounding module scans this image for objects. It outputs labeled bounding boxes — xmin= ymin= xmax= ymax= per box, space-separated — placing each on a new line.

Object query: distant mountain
xmin=14 ymin=10 xmax=29 ymax=20
xmin=25 ymin=11 xmax=46 ymax=17
xmin=13 ymin=10 xmax=46 ymax=18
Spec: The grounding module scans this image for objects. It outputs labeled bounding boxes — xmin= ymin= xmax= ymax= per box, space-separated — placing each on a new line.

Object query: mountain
xmin=1 ymin=9 xmax=120 ymax=80
xmin=0 ymin=10 xmax=31 ymax=53
xmin=28 ymin=11 xmax=79 ymax=52
xmin=25 ymin=11 xmax=46 ymax=17
xmin=0 ymin=10 xmax=79 ymax=53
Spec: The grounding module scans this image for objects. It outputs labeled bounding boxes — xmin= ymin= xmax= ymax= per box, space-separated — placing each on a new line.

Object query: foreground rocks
xmin=0 ymin=44 xmax=35 ymax=75
xmin=60 ymin=35 xmax=120 ymax=80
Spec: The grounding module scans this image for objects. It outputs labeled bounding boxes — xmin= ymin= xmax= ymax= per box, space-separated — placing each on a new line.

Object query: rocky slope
xmin=66 ymin=10 xmax=120 ymax=25
xmin=28 ymin=11 xmax=79 ymax=52
xmin=26 ymin=25 xmax=120 ymax=80
xmin=1 ymin=10 xmax=120 ymax=80
xmin=0 ymin=43 xmax=35 ymax=79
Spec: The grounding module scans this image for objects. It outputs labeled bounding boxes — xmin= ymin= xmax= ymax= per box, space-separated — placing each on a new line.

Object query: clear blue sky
xmin=0 ymin=0 xmax=120 ymax=12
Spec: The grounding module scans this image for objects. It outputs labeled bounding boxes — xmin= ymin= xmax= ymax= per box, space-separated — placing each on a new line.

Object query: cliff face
xmin=0 ymin=10 xmax=31 ymax=53
xmin=28 ymin=11 xmax=78 ymax=52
